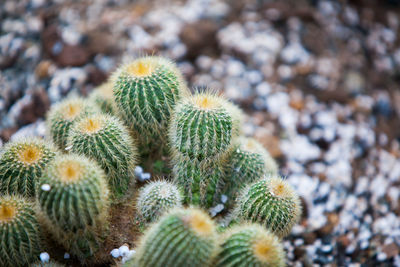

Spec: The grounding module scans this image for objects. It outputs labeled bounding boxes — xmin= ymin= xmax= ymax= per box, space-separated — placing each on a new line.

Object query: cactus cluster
xmin=0 ymin=138 xmax=57 ymax=197
xmin=0 ymin=55 xmax=302 ymax=266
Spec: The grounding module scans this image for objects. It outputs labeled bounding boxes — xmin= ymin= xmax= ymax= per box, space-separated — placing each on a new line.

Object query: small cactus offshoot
xmin=234 ymin=176 xmax=301 ymax=238
xmin=88 ymin=82 xmax=117 ymax=115
xmin=0 ymin=195 xmax=41 ymax=267
xmin=214 ymin=224 xmax=286 ymax=267
xmin=224 ymin=137 xmax=278 ymax=201
xmin=46 ymin=97 xmax=98 ymax=150
xmin=37 ymin=154 xmax=110 ymax=259
xmin=136 ymin=180 xmax=183 ymax=224
xmin=132 ymin=207 xmax=217 ymax=267
xmin=112 ymin=56 xmax=188 ymax=153
xmin=0 ymin=138 xmax=57 ymax=197
xmin=67 ymin=113 xmax=137 ymax=199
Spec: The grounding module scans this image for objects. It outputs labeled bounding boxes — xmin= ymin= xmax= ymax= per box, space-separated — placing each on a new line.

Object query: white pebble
xmin=119 ymin=245 xmax=129 ymax=257
xmin=41 ymin=184 xmax=51 ymax=191
xmin=40 ymin=252 xmax=50 ymax=263
xmin=141 ymin=173 xmax=151 ymax=180
xmin=64 ymin=252 xmax=70 ymax=259
xmin=110 ymin=248 xmax=120 ymax=258
xmin=134 ymin=166 xmax=144 ymax=176
xmin=221 ymin=194 xmax=228 ymax=203
xmin=65 ymin=145 xmax=73 ymax=151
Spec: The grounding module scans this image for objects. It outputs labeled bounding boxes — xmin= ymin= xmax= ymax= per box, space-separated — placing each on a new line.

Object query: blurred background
xmin=1 ymin=0 xmax=400 ymax=265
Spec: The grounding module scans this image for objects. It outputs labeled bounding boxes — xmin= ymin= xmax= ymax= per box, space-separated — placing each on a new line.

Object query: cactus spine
xmin=214 ymin=224 xmax=286 ymax=267
xmin=0 ymin=195 xmax=41 ymax=267
xmin=88 ymin=82 xmax=117 ymax=115
xmin=169 ymin=92 xmax=241 ymax=208
xmin=112 ymin=56 xmax=189 ymax=153
xmin=46 ymin=97 xmax=98 ymax=150
xmin=36 ymin=154 xmax=110 ymax=260
xmin=224 ymin=137 xmax=278 ymax=201
xmin=0 ymin=138 xmax=57 ymax=197
xmin=233 ymin=177 xmax=301 ymax=238
xmin=133 ymin=208 xmax=217 ymax=267
xmin=136 ymin=180 xmax=183 ymax=224
xmin=67 ymin=113 xmax=137 ymax=199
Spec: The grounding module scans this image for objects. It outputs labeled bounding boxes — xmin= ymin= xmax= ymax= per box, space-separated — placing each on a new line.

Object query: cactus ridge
xmin=0 ymin=195 xmax=41 ymax=267
xmin=0 ymin=138 xmax=57 ymax=197
xmin=215 ymin=224 xmax=285 ymax=267
xmin=113 ymin=56 xmax=188 ymax=149
xmin=134 ymin=208 xmax=217 ymax=267
xmin=137 ymin=180 xmax=183 ymax=223
xmin=235 ymin=177 xmax=301 ymax=238
xmin=46 ymin=97 xmax=98 ymax=150
xmin=169 ymin=93 xmax=235 ymax=161
xmin=67 ymin=114 xmax=137 ymax=198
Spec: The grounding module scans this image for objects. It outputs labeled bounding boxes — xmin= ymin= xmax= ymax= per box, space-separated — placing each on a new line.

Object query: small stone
xmin=134 ymin=166 xmax=143 ymax=177
xmin=64 ymin=253 xmax=70 ymax=259
xmin=110 ymin=248 xmax=120 ymax=258
xmin=382 ymin=243 xmax=399 ymax=259
xmin=377 ymin=252 xmax=387 ymax=261
xmin=41 ymin=184 xmax=51 ymax=191
xmin=221 ymin=194 xmax=228 ymax=203
xmin=119 ymin=245 xmax=129 ymax=257
xmin=40 ymin=252 xmax=50 ymax=263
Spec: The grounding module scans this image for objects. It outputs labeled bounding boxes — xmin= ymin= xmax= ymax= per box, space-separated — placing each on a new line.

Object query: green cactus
xmin=233 ymin=177 xmax=301 ymax=238
xmin=67 ymin=113 xmax=137 ymax=199
xmin=112 ymin=56 xmax=189 ymax=153
xmin=173 ymin=159 xmax=226 ymax=208
xmin=0 ymin=138 xmax=57 ymax=197
xmin=88 ymin=82 xmax=117 ymax=115
xmin=136 ymin=180 xmax=183 ymax=224
xmin=37 ymin=154 xmax=110 ymax=259
xmin=31 ymin=261 xmax=65 ymax=267
xmin=132 ymin=208 xmax=217 ymax=267
xmin=169 ymin=92 xmax=238 ymax=162
xmin=46 ymin=97 xmax=98 ymax=150
xmin=214 ymin=224 xmax=286 ymax=267
xmin=224 ymin=137 xmax=278 ymax=200
xmin=0 ymin=195 xmax=41 ymax=267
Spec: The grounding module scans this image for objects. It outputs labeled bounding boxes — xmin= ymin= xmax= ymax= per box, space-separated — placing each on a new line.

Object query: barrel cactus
xmin=0 ymin=138 xmax=57 ymax=197
xmin=37 ymin=154 xmax=110 ymax=259
xmin=214 ymin=224 xmax=286 ymax=267
xmin=112 ymin=56 xmax=189 ymax=153
xmin=132 ymin=208 xmax=217 ymax=267
xmin=233 ymin=176 xmax=301 ymax=238
xmin=88 ymin=82 xmax=116 ymax=114
xmin=67 ymin=113 xmax=137 ymax=199
xmin=46 ymin=97 xmax=98 ymax=150
xmin=136 ymin=180 xmax=183 ymax=224
xmin=0 ymin=195 xmax=41 ymax=267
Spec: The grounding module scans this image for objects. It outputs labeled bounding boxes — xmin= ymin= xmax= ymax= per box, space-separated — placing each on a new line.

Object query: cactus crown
xmin=126 ymin=59 xmax=156 ymax=77
xmin=18 ymin=144 xmax=41 ymax=164
xmin=57 ymin=159 xmax=84 ymax=183
xmin=267 ymin=177 xmax=297 ymax=199
xmin=79 ymin=117 xmax=103 ymax=134
xmin=0 ymin=203 xmax=16 ymax=222
xmin=252 ymin=234 xmax=280 ymax=263
xmin=185 ymin=208 xmax=215 ymax=237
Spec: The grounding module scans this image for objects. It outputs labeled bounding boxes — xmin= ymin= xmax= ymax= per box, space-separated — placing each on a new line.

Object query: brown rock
xmin=382 ymin=243 xmax=399 ymax=259
xmin=337 ymin=234 xmax=350 ymax=247
xmin=303 ymin=232 xmax=316 ymax=244
xmin=56 ymin=45 xmax=89 ymax=67
xmin=0 ymin=127 xmax=18 ymax=142
xmin=17 ymin=89 xmax=50 ymax=125
xmin=35 ymin=60 xmax=52 ymax=79
xmin=254 ymin=130 xmax=282 ymax=158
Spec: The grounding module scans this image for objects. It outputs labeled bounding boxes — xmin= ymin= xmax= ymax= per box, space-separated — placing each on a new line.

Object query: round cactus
xmin=173 ymin=159 xmax=226 ymax=208
xmin=46 ymin=97 xmax=98 ymax=150
xmin=169 ymin=92 xmax=238 ymax=162
xmin=112 ymin=56 xmax=189 ymax=152
xmin=88 ymin=82 xmax=117 ymax=115
xmin=136 ymin=180 xmax=183 ymax=224
xmin=224 ymin=137 xmax=278 ymax=199
xmin=0 ymin=138 xmax=57 ymax=197
xmin=0 ymin=195 xmax=41 ymax=267
xmin=234 ymin=176 xmax=301 ymax=238
xmin=214 ymin=224 xmax=286 ymax=267
xmin=67 ymin=113 xmax=137 ymax=199
xmin=37 ymin=154 xmax=110 ymax=259
xmin=133 ymin=208 xmax=217 ymax=267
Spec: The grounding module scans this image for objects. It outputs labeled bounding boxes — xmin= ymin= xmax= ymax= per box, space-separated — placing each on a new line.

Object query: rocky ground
xmin=1 ymin=0 xmax=400 ymax=266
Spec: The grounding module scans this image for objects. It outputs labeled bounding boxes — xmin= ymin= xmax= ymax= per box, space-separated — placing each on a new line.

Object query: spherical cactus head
xmin=46 ymin=97 xmax=98 ymax=150
xmin=88 ymin=82 xmax=117 ymax=115
xmin=37 ymin=153 xmax=110 ymax=232
xmin=0 ymin=138 xmax=57 ymax=197
xmin=169 ymin=92 xmax=239 ymax=161
xmin=215 ymin=224 xmax=286 ymax=267
xmin=235 ymin=176 xmax=301 ymax=238
xmin=112 ymin=56 xmax=189 ymax=153
xmin=136 ymin=180 xmax=183 ymax=223
xmin=67 ymin=113 xmax=137 ymax=199
xmin=135 ymin=207 xmax=217 ymax=267
xmin=0 ymin=195 xmax=41 ymax=267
